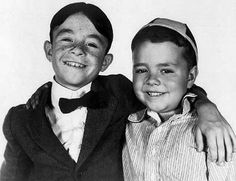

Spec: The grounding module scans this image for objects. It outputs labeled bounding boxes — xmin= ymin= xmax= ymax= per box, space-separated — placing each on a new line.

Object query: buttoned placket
xmin=145 ymin=123 xmax=164 ymax=181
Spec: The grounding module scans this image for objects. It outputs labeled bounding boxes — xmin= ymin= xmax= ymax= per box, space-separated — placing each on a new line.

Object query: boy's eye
xmin=135 ymin=68 xmax=148 ymax=74
xmin=161 ymin=69 xmax=174 ymax=74
xmin=61 ymin=38 xmax=73 ymax=42
xmin=86 ymin=43 xmax=98 ymax=48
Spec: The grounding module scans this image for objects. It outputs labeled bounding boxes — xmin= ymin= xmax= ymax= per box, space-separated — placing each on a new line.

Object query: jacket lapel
xmin=27 ymin=85 xmax=75 ymax=169
xmin=76 ymin=77 xmax=118 ymax=169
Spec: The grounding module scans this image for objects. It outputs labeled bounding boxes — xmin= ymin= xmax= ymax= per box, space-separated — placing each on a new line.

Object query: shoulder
xmin=167 ymin=114 xmax=197 ymax=141
xmin=97 ymin=74 xmax=131 ymax=86
xmin=4 ymin=105 xmax=29 ymax=123
xmin=95 ymin=74 xmax=144 ymax=111
xmin=3 ymin=105 xmax=31 ymax=139
xmin=180 ymin=113 xmax=198 ymax=132
xmin=96 ymin=74 xmax=133 ymax=95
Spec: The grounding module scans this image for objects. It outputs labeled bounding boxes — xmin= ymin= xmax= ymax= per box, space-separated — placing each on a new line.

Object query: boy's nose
xmin=146 ymin=74 xmax=161 ymax=86
xmin=70 ymin=44 xmax=85 ymax=56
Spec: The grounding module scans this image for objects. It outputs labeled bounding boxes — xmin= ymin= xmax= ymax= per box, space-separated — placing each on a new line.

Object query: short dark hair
xmin=50 ymin=2 xmax=113 ymax=53
xmin=131 ymin=26 xmax=197 ymax=70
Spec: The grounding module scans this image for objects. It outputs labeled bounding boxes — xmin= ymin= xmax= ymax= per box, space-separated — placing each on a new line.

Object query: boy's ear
xmin=187 ymin=66 xmax=198 ymax=88
xmin=100 ymin=54 xmax=113 ymax=72
xmin=44 ymin=40 xmax=53 ymax=62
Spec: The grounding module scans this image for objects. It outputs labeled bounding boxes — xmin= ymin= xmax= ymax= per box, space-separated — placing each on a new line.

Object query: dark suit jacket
xmin=0 ymin=74 xmax=144 ymax=181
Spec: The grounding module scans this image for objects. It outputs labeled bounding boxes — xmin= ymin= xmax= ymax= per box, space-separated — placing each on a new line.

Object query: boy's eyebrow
xmin=87 ymin=34 xmax=106 ymax=45
xmin=133 ymin=62 xmax=177 ymax=68
xmin=133 ymin=63 xmax=147 ymax=67
xmin=55 ymin=28 xmax=73 ymax=38
xmin=158 ymin=63 xmax=177 ymax=67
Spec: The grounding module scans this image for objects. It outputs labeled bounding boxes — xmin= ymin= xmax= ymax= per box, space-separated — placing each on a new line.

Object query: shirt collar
xmin=51 ymin=77 xmax=91 ymax=112
xmin=128 ymin=92 xmax=197 ymax=123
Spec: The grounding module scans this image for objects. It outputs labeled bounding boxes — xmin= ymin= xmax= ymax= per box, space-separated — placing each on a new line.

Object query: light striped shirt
xmin=122 ymin=94 xmax=236 ymax=181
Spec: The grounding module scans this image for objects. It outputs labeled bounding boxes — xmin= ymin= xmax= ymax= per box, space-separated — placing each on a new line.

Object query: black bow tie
xmin=59 ymin=91 xmax=97 ymax=113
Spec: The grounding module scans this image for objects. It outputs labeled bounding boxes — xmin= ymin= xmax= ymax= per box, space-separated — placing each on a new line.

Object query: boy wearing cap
xmin=122 ymin=18 xmax=236 ymax=181
xmin=1 ymin=2 xmax=236 ymax=181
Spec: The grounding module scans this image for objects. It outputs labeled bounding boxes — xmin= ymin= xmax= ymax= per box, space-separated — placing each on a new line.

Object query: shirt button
xmin=152 ymin=148 xmax=156 ymax=155
xmin=157 ymin=127 xmax=162 ymax=133
xmin=151 ymin=173 xmax=156 ymax=180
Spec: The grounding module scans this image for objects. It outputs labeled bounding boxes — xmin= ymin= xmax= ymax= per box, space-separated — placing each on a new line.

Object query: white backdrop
xmin=0 ymin=0 xmax=236 ymax=163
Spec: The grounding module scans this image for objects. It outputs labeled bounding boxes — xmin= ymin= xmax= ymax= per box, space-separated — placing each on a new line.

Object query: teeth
xmin=147 ymin=92 xmax=164 ymax=97
xmin=64 ymin=61 xmax=86 ymax=68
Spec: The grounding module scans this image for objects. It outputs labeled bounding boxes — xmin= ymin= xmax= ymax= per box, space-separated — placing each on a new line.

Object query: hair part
xmin=131 ymin=26 xmax=197 ymax=70
xmin=49 ymin=2 xmax=113 ymax=53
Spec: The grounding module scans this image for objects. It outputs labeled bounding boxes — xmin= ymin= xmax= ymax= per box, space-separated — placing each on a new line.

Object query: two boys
xmin=123 ymin=18 xmax=236 ymax=180
xmin=1 ymin=2 xmax=235 ymax=181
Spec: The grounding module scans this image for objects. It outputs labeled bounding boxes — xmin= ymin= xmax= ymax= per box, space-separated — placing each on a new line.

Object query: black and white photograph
xmin=0 ymin=0 xmax=236 ymax=180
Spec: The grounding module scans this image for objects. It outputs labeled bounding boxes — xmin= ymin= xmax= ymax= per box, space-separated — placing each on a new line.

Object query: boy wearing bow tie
xmin=1 ymin=2 xmax=235 ymax=181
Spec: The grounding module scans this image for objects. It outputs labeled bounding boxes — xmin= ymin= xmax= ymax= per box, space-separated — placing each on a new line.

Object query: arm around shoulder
xmin=189 ymin=84 xmax=208 ymax=107
xmin=190 ymin=84 xmax=236 ymax=164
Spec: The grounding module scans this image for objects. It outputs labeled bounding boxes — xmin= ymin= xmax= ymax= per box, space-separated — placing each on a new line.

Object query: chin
xmin=147 ymin=104 xmax=165 ymax=113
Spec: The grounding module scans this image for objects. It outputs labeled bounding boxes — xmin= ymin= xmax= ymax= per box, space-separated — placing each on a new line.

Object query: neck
xmin=158 ymin=107 xmax=182 ymax=122
xmin=53 ymin=77 xmax=86 ymax=91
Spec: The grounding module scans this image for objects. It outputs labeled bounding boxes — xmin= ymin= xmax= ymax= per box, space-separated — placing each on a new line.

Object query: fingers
xmin=195 ymin=127 xmax=204 ymax=152
xmin=31 ymin=93 xmax=39 ymax=109
xmin=25 ymin=82 xmax=51 ymax=110
xmin=228 ymin=127 xmax=236 ymax=152
xmin=223 ymin=131 xmax=232 ymax=162
xmin=25 ymin=84 xmax=47 ymax=110
xmin=216 ymin=131 xmax=225 ymax=165
xmin=41 ymin=82 xmax=50 ymax=90
xmin=206 ymin=132 xmax=217 ymax=162
xmin=25 ymin=93 xmax=38 ymax=109
xmin=25 ymin=99 xmax=31 ymax=109
xmin=223 ymin=124 xmax=236 ymax=162
xmin=207 ymin=126 xmax=234 ymax=165
xmin=194 ymin=106 xmax=236 ymax=164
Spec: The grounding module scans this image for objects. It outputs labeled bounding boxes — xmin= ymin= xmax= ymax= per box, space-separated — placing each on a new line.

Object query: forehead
xmin=53 ymin=13 xmax=107 ymax=42
xmin=132 ymin=40 xmax=186 ymax=65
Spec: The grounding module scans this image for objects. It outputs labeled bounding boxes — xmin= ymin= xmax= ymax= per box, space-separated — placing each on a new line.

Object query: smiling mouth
xmin=63 ymin=61 xmax=86 ymax=69
xmin=147 ymin=92 xmax=165 ymax=97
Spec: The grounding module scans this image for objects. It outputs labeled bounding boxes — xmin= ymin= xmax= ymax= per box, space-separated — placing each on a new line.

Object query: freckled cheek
xmin=88 ymin=50 xmax=105 ymax=60
xmin=57 ymin=45 xmax=68 ymax=51
xmin=54 ymin=43 xmax=70 ymax=50
xmin=53 ymin=47 xmax=69 ymax=59
xmin=89 ymin=53 xmax=103 ymax=62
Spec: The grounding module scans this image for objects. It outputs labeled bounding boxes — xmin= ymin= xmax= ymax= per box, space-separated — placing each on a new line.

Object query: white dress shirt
xmin=45 ymin=78 xmax=91 ymax=162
